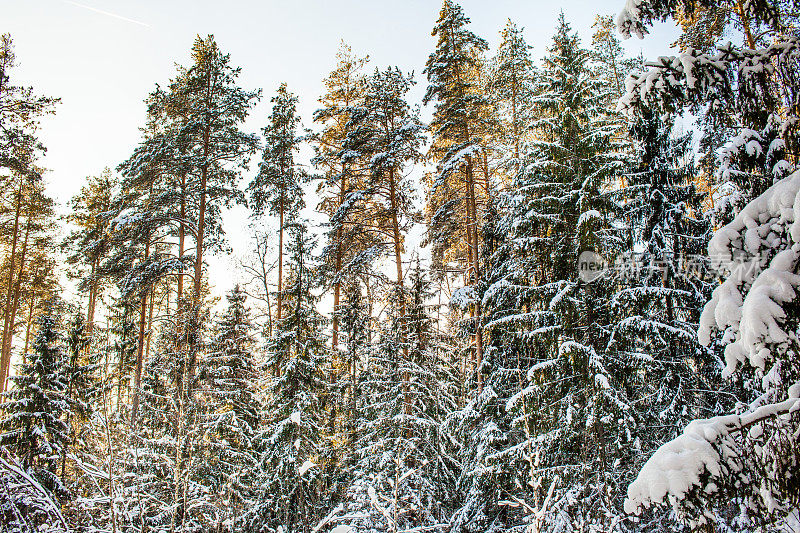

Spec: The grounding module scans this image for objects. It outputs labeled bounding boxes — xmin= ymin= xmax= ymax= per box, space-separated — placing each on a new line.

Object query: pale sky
xmin=3 ymin=0 xmax=680 ymax=302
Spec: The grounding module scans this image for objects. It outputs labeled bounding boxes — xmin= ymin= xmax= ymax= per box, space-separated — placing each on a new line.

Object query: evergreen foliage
xmin=3 ymin=4 xmax=799 ymax=532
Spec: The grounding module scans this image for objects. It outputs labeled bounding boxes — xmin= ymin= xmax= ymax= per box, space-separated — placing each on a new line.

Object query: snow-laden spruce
xmin=625 ymin=170 xmax=800 ymax=527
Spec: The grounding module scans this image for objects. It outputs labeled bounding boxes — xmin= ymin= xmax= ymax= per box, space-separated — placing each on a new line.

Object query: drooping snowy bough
xmin=625 ymin=171 xmax=800 ymax=527
xmin=0 ymin=450 xmax=69 ymax=532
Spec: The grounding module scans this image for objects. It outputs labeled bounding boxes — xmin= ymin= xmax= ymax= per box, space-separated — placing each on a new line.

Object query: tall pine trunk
xmin=277 ymin=191 xmax=284 ymax=322
xmin=389 ymin=167 xmax=412 ymax=416
xmin=465 ymin=158 xmax=483 ymax=387
xmin=5 ymin=214 xmax=31 ymax=373
xmin=0 ymin=178 xmax=24 ymax=391
xmin=23 ymin=295 xmax=35 ymax=362
xmin=177 ymin=172 xmax=186 ymax=304
xmin=130 ymin=290 xmax=148 ymax=423
xmin=131 ymin=179 xmax=153 ymax=424
xmin=86 ymin=256 xmax=99 ymax=336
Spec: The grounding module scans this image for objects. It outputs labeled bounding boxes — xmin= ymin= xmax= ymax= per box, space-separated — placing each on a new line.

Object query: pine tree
xmin=64 ymin=168 xmax=117 ymax=337
xmin=590 ymin=16 xmax=639 ymax=104
xmin=360 ymin=67 xmax=425 ymax=321
xmin=172 ymin=35 xmax=260 ymax=310
xmin=488 ymin=19 xmax=536 ymax=175
xmin=424 ymin=0 xmax=493 ymax=380
xmin=1 ymin=165 xmax=58 ymax=392
xmin=249 ymin=83 xmax=309 ymax=328
xmin=0 ymin=34 xmax=58 ymax=392
xmin=0 ymin=33 xmax=58 ymax=175
xmin=342 ymin=65 xmax=426 ymax=386
xmin=114 ymin=89 xmax=185 ymax=423
xmin=312 ymin=42 xmax=373 ymax=353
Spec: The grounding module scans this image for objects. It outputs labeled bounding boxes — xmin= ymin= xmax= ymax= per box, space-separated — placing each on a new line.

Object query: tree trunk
xmin=86 ymin=256 xmax=99 ymax=336
xmin=331 ymin=174 xmax=346 ymax=353
xmin=2 ymin=207 xmax=31 ymax=390
xmin=388 ymin=167 xmax=406 ymax=326
xmin=178 ymin=173 xmax=186 ymax=304
xmin=130 ymin=290 xmax=148 ymax=424
xmin=189 ymin=82 xmax=212 ymax=388
xmin=131 ymin=179 xmax=153 ymax=423
xmin=512 ymin=75 xmax=520 ymax=164
xmin=277 ymin=192 xmax=284 ymax=322
xmin=0 ymin=178 xmax=24 ymax=391
xmin=388 ymin=167 xmax=412 ymax=416
xmin=465 ymin=158 xmax=484 ymax=388
xmin=23 ymin=295 xmax=34 ymax=363
xmin=735 ymin=0 xmax=757 ymax=49
xmin=146 ymin=287 xmax=155 ymax=362
xmin=194 ymin=169 xmax=206 ymax=306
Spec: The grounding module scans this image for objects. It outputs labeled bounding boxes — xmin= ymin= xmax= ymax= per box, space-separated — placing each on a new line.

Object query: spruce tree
xmin=0 ymin=309 xmax=69 ymax=491
xmin=200 ymin=284 xmax=261 ymax=520
xmin=605 ymin=111 xmax=726 ymax=530
xmin=618 ymin=1 xmax=800 ymax=527
xmin=449 ymin=200 xmax=525 ymax=533
xmin=60 ymin=312 xmax=99 ymax=481
xmin=341 ymin=268 xmax=457 ymax=533
xmin=334 ymin=281 xmax=370 ymax=466
xmin=247 ymin=223 xmax=328 ymax=533
xmin=452 ymin=14 xmax=627 ymax=531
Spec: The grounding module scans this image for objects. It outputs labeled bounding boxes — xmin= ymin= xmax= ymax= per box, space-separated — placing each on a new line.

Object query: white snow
xmin=624 ymin=418 xmax=723 ymax=515
xmin=298 ymin=459 xmax=316 ymax=476
xmin=699 ymin=169 xmax=800 ymax=376
xmin=625 ymin=386 xmax=800 ymax=516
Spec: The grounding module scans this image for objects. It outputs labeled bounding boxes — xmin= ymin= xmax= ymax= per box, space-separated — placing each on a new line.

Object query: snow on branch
xmin=617 ymin=36 xmax=800 ymax=116
xmin=626 ymin=168 xmax=800 ymax=525
xmin=700 ymin=170 xmax=800 ymax=377
xmin=624 ymin=383 xmax=800 ymax=517
xmin=0 ymin=450 xmax=69 ymax=531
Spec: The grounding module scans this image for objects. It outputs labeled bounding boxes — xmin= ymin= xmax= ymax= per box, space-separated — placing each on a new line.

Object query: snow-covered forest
xmin=1 ymin=0 xmax=799 ymax=531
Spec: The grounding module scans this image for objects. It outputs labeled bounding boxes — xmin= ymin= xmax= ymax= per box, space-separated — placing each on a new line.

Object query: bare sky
xmin=3 ymin=0 xmax=680 ymax=299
